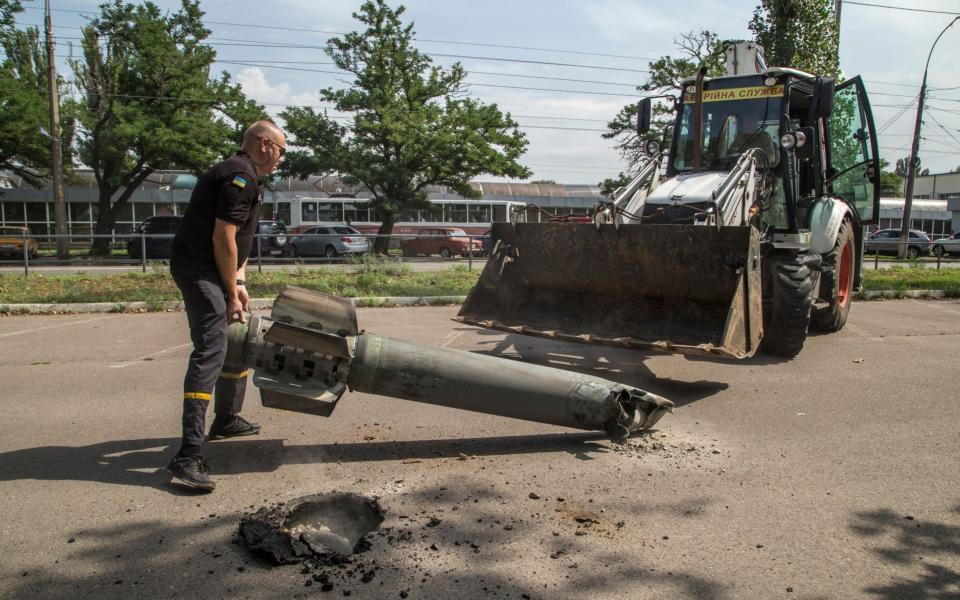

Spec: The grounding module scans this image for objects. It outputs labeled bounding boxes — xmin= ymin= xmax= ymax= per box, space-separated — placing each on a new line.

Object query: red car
xmin=400 ymin=228 xmax=483 ymax=258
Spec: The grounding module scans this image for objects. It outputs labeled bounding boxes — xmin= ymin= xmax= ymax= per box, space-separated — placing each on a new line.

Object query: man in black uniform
xmin=166 ymin=120 xmax=286 ymax=491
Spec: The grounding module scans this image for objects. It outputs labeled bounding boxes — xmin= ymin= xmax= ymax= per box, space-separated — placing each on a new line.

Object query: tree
xmin=599 ymin=173 xmax=632 ymax=198
xmin=894 ymin=156 xmax=911 ymax=178
xmin=0 ymin=0 xmax=75 ymax=187
xmin=603 ymin=31 xmax=725 ymax=171
xmin=70 ymin=0 xmax=265 ymax=254
xmin=749 ymin=0 xmax=840 ymax=79
xmin=280 ymin=1 xmax=529 ymax=254
xmin=878 ymin=159 xmax=902 ymax=196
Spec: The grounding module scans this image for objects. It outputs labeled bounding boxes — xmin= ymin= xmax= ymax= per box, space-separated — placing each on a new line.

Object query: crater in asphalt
xmin=239 ymin=492 xmax=384 ymax=564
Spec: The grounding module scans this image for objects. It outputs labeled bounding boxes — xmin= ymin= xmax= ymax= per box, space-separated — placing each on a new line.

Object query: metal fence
xmin=4 ymin=229 xmax=960 ymax=277
xmin=0 ymin=231 xmax=492 ymax=276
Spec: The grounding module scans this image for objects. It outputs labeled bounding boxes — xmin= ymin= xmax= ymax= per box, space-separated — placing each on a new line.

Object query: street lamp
xmin=900 ymin=15 xmax=960 ymax=258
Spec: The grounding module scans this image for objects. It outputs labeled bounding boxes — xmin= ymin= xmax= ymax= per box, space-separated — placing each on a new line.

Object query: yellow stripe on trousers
xmin=218 ymin=370 xmax=249 ymax=379
xmin=184 ymin=391 xmax=212 ymax=401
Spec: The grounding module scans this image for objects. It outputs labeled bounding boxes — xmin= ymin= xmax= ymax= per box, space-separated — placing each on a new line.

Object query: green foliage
xmin=599 ymin=173 xmax=632 ymax=198
xmin=345 ymin=252 xmax=411 ymax=275
xmin=0 ymin=1 xmax=76 ymax=187
xmin=70 ymin=0 xmax=265 ymax=253
xmin=603 ymin=31 xmax=724 ymax=171
xmin=894 ymin=156 xmax=911 ymax=178
xmin=749 ymin=0 xmax=840 ymax=78
xmin=878 ymin=159 xmax=903 ymax=196
xmin=279 ymin=1 xmax=529 ymax=252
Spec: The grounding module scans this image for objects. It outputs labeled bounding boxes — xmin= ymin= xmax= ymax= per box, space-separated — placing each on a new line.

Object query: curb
xmin=0 ymin=291 xmax=953 ymax=315
xmin=0 ymin=295 xmax=469 ymax=315
xmin=856 ymin=289 xmax=948 ymax=300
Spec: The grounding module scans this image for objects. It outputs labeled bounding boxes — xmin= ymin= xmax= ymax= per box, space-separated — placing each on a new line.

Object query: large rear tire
xmin=761 ymin=252 xmax=814 ymax=358
xmin=811 ymin=219 xmax=855 ymax=332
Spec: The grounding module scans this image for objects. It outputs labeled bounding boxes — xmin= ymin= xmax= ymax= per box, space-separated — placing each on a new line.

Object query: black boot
xmin=167 ymin=454 xmax=215 ymax=491
xmin=208 ymin=415 xmax=261 ymax=440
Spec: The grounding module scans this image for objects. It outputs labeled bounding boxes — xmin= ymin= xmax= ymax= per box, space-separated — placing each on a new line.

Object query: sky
xmin=14 ymin=0 xmax=960 ymax=184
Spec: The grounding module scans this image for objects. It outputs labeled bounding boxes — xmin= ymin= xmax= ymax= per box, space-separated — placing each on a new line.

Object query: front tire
xmin=906 ymin=246 xmax=919 ymax=260
xmin=811 ymin=219 xmax=855 ymax=332
xmin=324 ymin=245 xmax=338 ymax=259
xmin=932 ymin=245 xmax=945 ymax=258
xmin=439 ymin=247 xmax=452 ymax=258
xmin=761 ymin=252 xmax=814 ymax=358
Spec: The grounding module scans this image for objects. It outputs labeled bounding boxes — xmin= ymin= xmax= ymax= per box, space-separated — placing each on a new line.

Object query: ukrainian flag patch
xmin=230 ymin=176 xmax=248 ymax=189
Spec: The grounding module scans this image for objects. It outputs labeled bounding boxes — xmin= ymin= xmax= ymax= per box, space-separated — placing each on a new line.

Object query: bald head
xmin=242 ymin=120 xmax=286 ymax=176
xmin=243 ymin=120 xmax=283 ymax=149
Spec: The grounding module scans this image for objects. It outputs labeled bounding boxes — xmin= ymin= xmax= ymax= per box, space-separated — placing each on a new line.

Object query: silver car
xmin=931 ymin=231 xmax=960 ymax=258
xmin=290 ymin=224 xmax=370 ymax=258
xmin=864 ymin=228 xmax=930 ymax=259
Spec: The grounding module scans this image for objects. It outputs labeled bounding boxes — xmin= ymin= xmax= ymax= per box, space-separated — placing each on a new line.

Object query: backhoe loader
xmin=458 ymin=42 xmax=881 ymax=359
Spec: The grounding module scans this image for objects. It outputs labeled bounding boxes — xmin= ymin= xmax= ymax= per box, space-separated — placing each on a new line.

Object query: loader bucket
xmin=456 ymin=222 xmax=763 ymax=359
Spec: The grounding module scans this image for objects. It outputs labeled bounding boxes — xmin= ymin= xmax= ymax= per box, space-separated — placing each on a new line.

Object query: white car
xmin=931 ymin=231 xmax=960 ymax=258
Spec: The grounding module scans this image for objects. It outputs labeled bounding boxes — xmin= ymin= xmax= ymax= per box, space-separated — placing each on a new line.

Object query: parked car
xmin=0 ymin=225 xmax=38 ymax=259
xmin=931 ymin=231 xmax=960 ymax=257
xmin=290 ymin=224 xmax=369 ymax=258
xmin=864 ymin=228 xmax=930 ymax=259
xmin=399 ymin=227 xmax=483 ymax=258
xmin=255 ymin=220 xmax=291 ymax=258
xmin=126 ymin=215 xmax=183 ymax=259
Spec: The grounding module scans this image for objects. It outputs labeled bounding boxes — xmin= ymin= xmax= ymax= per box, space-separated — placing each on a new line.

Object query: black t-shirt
xmin=171 ymin=152 xmax=261 ymax=279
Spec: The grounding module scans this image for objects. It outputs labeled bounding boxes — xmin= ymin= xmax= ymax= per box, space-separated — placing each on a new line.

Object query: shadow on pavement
xmin=8 ymin=475 xmax=727 ymax=600
xmin=850 ymin=506 xmax=960 ymax=599
xmin=465 ymin=329 xmax=729 ymax=408
xmin=0 ymin=432 xmax=630 ymax=490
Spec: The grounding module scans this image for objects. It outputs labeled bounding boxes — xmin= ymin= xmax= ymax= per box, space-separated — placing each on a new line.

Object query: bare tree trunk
xmin=373 ymin=213 xmax=396 ymax=255
xmin=89 ymin=188 xmax=116 ymax=256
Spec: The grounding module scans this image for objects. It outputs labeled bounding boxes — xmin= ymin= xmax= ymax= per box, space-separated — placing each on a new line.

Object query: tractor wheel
xmin=761 ymin=252 xmax=814 ymax=358
xmin=811 ymin=219 xmax=855 ymax=332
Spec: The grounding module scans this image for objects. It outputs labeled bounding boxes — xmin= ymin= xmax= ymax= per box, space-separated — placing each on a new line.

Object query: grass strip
xmin=2 ymin=263 xmax=960 ymax=306
xmin=0 ymin=262 xmax=479 ymax=305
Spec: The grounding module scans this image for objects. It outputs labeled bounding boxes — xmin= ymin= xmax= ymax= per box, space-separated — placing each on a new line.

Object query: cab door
xmin=827 ymin=76 xmax=881 ymax=224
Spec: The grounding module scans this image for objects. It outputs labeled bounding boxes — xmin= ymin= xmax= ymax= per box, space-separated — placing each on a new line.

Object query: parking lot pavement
xmin=1 ymin=300 xmax=959 ymax=599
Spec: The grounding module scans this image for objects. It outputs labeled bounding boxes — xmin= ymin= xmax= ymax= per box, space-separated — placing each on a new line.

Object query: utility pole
xmin=44 ymin=0 xmax=68 ymax=258
xmin=901 ymin=16 xmax=960 ymax=258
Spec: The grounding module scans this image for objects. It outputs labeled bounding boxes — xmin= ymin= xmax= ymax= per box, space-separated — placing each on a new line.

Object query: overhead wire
xmin=20 ymin=6 xmax=655 ymax=62
xmin=842 ymin=1 xmax=960 ymax=16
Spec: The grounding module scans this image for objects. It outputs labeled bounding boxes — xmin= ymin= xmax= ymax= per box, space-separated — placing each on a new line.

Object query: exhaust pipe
xmin=226 ymin=287 xmax=673 ymax=440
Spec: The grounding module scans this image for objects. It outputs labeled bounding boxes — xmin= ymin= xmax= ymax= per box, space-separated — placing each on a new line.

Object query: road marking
xmin=842 ymin=322 xmax=872 ymax=337
xmin=915 ymin=300 xmax=960 ymax=318
xmin=438 ymin=329 xmax=466 ymax=348
xmin=110 ymin=342 xmax=193 ymax=369
xmin=0 ymin=315 xmax=117 ymax=338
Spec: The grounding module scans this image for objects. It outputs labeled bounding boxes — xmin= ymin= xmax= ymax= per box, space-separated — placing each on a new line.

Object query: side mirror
xmin=637 ymin=97 xmax=652 ymax=134
xmin=813 ymin=77 xmax=835 ymax=119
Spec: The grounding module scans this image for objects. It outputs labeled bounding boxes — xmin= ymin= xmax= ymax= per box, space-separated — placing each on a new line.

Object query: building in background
xmin=1 ymin=170 xmax=958 ymax=240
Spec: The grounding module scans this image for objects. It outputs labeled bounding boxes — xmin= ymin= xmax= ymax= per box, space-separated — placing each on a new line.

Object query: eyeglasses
xmin=260 ymin=137 xmax=286 ymax=157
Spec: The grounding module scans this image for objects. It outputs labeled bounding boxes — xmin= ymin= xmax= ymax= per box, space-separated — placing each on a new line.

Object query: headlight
xmin=644 ymin=139 xmax=662 ymax=155
xmin=275 ymin=235 xmax=287 ymax=246
xmin=780 ymin=131 xmax=807 ymax=150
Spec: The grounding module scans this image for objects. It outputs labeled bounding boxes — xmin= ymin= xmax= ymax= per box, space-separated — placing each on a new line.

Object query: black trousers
xmin=173 ymin=272 xmax=248 ymax=455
